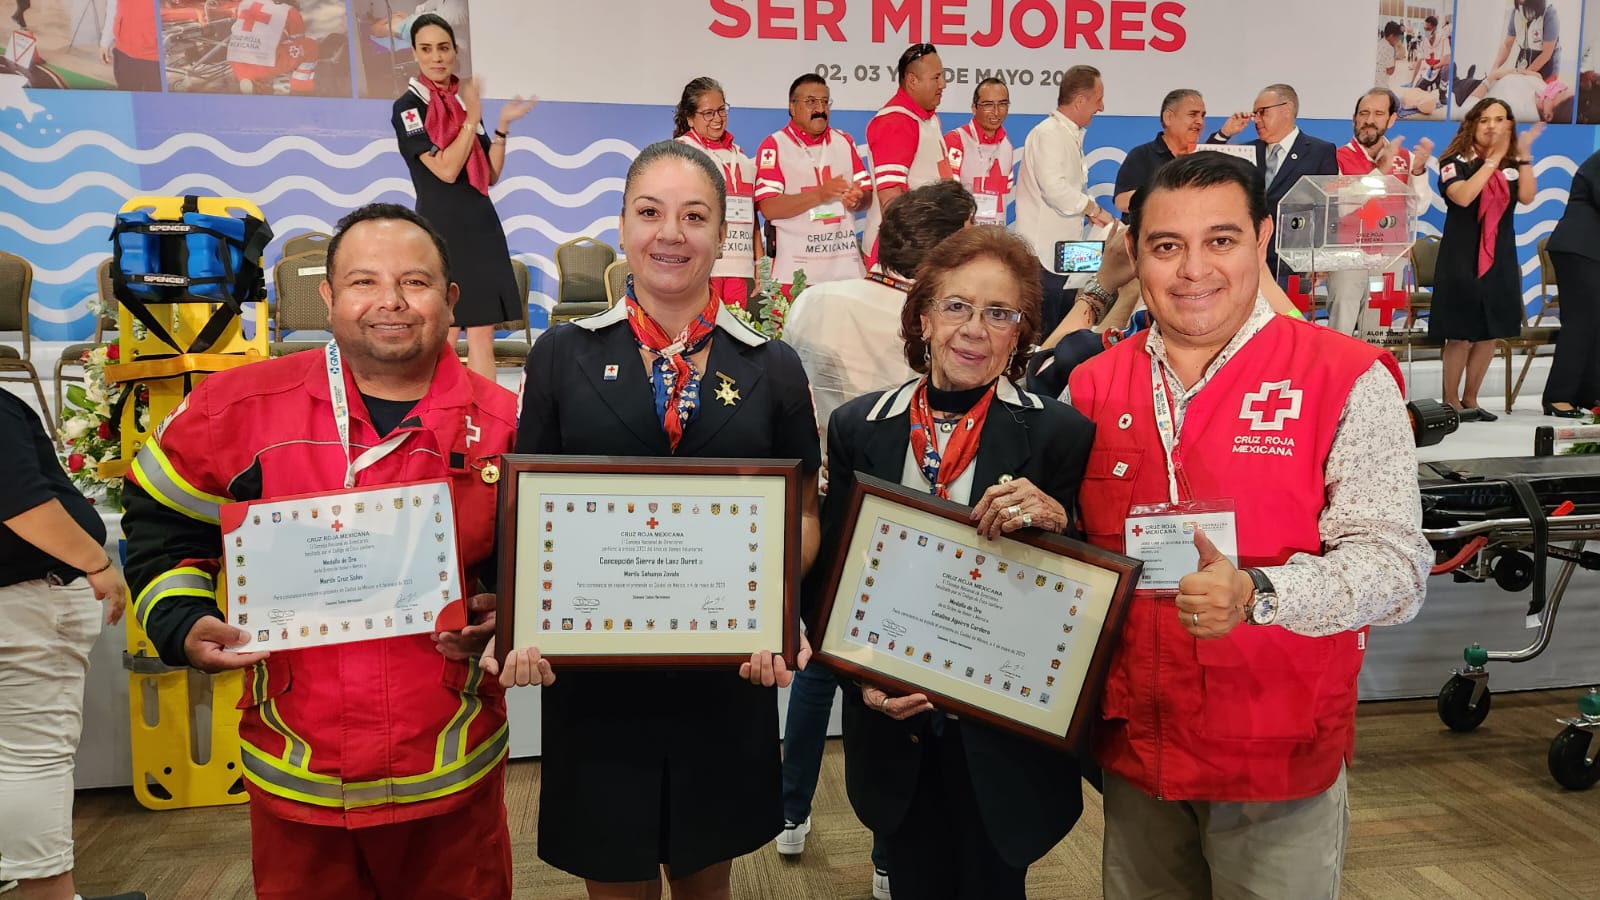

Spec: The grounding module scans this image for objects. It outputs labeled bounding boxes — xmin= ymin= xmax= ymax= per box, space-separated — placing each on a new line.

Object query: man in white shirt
xmin=1015 ymin=64 xmax=1114 ymax=335
xmin=1412 ymin=14 xmax=1452 ymax=88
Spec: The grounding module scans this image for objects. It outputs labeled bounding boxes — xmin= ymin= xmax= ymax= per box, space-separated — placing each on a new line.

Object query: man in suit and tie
xmin=1237 ymin=83 xmax=1357 ymax=321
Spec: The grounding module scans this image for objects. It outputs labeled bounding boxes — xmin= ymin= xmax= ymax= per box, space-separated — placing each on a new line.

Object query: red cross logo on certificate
xmin=973 ymin=159 xmax=1008 ymax=199
xmin=969 ymin=567 xmax=982 ymax=580
xmin=1131 ymin=524 xmax=1144 ymax=537
xmin=238 ymin=1 xmax=273 ymax=31
xmin=332 ymin=520 xmax=343 ymax=533
xmin=1367 ymin=271 xmax=1407 ymax=327
xmin=646 ymin=517 xmax=659 ymax=529
xmin=1239 ymin=380 xmax=1304 ymax=432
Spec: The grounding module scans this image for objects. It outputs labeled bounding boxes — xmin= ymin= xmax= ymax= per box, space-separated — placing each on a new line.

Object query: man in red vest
xmin=1068 ymin=152 xmax=1430 ymax=898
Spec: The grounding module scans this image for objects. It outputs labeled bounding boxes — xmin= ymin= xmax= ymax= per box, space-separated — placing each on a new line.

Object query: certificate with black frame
xmin=495 ymin=455 xmax=802 ymax=668
xmin=814 ymin=475 xmax=1140 ymax=750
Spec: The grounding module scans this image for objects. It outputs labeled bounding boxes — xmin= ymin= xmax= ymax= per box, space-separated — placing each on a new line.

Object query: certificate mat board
xmin=217 ymin=480 xmax=462 ymax=651
xmin=816 ymin=476 xmax=1140 ymax=750
xmin=497 ymin=455 xmax=802 ymax=667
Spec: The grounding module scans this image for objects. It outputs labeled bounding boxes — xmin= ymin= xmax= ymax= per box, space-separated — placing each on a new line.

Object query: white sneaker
xmin=775 ymin=816 xmax=811 ymax=856
xmin=872 ymin=869 xmax=892 ymax=900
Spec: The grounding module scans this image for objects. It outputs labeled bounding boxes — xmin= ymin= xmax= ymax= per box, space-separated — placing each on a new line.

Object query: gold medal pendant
xmin=481 ymin=463 xmax=501 ymax=484
xmin=713 ymin=372 xmax=740 ymax=407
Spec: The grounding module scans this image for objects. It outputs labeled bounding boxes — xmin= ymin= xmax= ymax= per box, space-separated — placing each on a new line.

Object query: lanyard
xmin=964 ymin=125 xmax=1001 ymax=180
xmin=787 ymin=125 xmax=832 ymax=186
xmin=325 ymin=340 xmax=412 ymax=489
xmin=1149 ymin=354 xmax=1183 ymax=505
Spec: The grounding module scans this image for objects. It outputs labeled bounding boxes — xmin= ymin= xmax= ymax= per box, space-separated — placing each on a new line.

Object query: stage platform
xmin=7 ymin=341 xmax=1597 ymax=788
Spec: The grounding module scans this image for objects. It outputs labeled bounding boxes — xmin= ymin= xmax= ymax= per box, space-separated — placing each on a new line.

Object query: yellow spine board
xmin=117 ymin=195 xmax=270 ymax=810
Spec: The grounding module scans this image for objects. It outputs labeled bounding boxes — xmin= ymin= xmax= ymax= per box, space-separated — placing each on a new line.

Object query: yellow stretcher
xmin=103 ymin=195 xmax=271 ymax=810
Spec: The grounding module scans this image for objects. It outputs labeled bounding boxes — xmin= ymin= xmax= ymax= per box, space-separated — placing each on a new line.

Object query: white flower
xmin=60 ymin=417 xmax=90 ymax=441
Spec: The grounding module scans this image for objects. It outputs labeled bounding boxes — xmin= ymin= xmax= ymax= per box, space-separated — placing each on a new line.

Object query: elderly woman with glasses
xmin=674 ymin=76 xmax=762 ymax=308
xmin=816 ymin=226 xmax=1096 ymax=899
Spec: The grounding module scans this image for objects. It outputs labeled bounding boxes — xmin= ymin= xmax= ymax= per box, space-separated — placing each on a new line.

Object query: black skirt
xmin=536 ymin=670 xmax=783 ymax=881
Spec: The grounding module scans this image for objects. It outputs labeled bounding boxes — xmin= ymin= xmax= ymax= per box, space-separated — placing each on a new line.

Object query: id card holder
xmin=726 ymin=195 xmax=756 ymax=226
xmin=811 ymin=199 xmax=847 ymax=222
xmin=1122 ymin=499 xmax=1238 ymax=595
xmin=974 ymin=191 xmax=1004 ymax=224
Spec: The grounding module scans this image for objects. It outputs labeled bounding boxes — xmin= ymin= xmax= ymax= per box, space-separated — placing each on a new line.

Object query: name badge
xmin=811 ymin=199 xmax=847 ymax=223
xmin=726 ymin=195 xmax=756 ymax=226
xmin=974 ymin=191 xmax=1004 ymax=224
xmin=1123 ymin=500 xmax=1238 ymax=593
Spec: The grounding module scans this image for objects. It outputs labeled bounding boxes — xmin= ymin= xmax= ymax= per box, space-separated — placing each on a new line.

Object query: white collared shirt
xmin=1014 ymin=110 xmax=1093 ymax=262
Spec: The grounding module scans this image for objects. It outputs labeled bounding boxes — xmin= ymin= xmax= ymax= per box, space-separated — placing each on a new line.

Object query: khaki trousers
xmin=1102 ymin=766 xmax=1349 ymax=900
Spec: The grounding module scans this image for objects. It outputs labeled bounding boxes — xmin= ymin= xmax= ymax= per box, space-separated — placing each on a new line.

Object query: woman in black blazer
xmin=816 ymin=226 xmax=1096 ymax=899
xmin=496 ymin=140 xmax=822 ymax=899
xmin=1542 ymin=147 xmax=1600 ymax=416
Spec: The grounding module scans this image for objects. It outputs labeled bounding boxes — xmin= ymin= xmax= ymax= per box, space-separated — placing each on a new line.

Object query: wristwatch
xmin=1242 ymin=567 xmax=1279 ymax=626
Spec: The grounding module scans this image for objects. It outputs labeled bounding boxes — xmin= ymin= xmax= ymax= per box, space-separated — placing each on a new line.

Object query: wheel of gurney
xmin=1547 ymin=726 xmax=1600 ymax=791
xmin=1437 ymin=675 xmax=1492 ymax=732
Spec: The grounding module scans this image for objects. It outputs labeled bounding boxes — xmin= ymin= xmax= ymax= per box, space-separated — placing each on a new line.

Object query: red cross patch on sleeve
xmin=401 ymin=108 xmax=424 ymax=134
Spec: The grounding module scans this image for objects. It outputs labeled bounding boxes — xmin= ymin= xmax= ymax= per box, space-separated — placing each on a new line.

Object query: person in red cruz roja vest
xmin=121 ymin=205 xmax=518 ymax=899
xmin=1067 ymin=153 xmax=1431 ymax=900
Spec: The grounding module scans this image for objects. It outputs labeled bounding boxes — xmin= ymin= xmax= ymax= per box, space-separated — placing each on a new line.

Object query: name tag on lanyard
xmin=1124 ymin=354 xmax=1238 ymax=593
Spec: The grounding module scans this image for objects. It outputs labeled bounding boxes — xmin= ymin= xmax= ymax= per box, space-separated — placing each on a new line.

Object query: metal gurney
xmin=1420 ymin=440 xmax=1600 ymax=790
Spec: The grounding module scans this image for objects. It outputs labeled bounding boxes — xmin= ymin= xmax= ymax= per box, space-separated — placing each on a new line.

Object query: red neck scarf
xmin=908 ymin=379 xmax=996 ymax=500
xmin=624 ymin=285 xmax=720 ymax=452
xmin=422 ymin=76 xmax=490 ymax=196
xmin=1476 ymin=163 xmax=1511 ymax=277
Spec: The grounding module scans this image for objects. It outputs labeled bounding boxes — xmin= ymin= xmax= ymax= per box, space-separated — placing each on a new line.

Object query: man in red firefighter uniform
xmin=1068 ymin=153 xmax=1430 ymax=899
xmin=122 ymin=204 xmax=517 ymax=899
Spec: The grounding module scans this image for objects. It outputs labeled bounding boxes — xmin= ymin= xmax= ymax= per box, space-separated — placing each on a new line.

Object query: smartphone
xmin=1053 ymin=240 xmax=1104 ymax=275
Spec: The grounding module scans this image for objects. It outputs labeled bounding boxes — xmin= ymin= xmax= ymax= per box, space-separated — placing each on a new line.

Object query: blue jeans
xmin=781 ymin=663 xmax=889 ymax=871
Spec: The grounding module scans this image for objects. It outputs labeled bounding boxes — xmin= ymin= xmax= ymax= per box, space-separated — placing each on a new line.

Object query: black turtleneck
xmin=926 ymin=380 xmax=996 ymax=416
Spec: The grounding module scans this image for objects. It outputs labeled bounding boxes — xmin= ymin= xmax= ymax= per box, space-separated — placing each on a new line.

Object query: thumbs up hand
xmin=1175 ymin=528 xmax=1251 ymax=639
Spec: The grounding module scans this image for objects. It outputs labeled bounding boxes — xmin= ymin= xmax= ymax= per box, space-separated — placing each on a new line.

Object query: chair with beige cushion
xmin=282 ymin=232 xmax=333 ymax=260
xmin=552 ymin=237 xmax=616 ymax=323
xmin=270 ymin=252 xmax=332 ymax=355
xmin=53 ymin=258 xmax=121 ymax=428
xmin=0 ymin=249 xmax=55 ymax=436
xmin=604 ymin=259 xmax=631 ymax=307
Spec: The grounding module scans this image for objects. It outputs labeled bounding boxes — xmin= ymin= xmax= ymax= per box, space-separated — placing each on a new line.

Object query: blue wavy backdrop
xmin=1 ymin=88 xmax=1597 ymax=342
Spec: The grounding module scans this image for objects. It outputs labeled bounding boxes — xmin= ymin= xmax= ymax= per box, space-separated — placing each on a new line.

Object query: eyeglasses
xmin=695 ymin=106 xmax=729 ymax=121
xmin=975 ymin=100 xmax=1010 ymax=112
xmin=795 ymin=97 xmax=832 ymax=109
xmin=1252 ymin=101 xmax=1289 ymax=118
xmin=931 ymin=297 xmax=1023 ymax=331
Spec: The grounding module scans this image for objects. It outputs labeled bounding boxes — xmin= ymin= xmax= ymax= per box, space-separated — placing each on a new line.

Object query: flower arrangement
xmin=723 ymin=258 xmax=805 ymax=342
xmin=1564 ymin=407 xmax=1600 ymax=455
xmin=57 ymin=342 xmax=147 ymax=507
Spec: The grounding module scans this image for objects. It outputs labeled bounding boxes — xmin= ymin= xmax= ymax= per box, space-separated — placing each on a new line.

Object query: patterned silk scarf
xmin=422 ymin=75 xmax=490 ymax=196
xmin=907 ymin=378 xmax=997 ymax=500
xmin=1476 ymin=164 xmax=1511 ymax=277
xmin=624 ymin=281 xmax=720 ymax=452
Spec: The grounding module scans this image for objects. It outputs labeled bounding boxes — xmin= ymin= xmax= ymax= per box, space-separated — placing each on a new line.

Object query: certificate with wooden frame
xmin=495 ymin=455 xmax=802 ymax=668
xmin=814 ymin=475 xmax=1141 ymax=750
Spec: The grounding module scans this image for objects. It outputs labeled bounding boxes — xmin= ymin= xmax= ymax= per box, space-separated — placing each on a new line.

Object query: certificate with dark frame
xmin=495 ymin=455 xmax=803 ymax=668
xmin=815 ymin=475 xmax=1140 ymax=750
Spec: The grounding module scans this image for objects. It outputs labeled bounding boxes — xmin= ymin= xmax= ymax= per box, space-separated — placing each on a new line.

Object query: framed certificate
xmin=814 ymin=475 xmax=1141 ymax=750
xmin=218 ymin=479 xmax=462 ymax=651
xmin=495 ymin=455 xmax=803 ymax=668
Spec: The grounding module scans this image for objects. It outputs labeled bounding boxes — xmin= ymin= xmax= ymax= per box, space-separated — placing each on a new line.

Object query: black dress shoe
xmin=1454 ymin=406 xmax=1480 ymax=422
xmin=1467 ymin=407 xmax=1499 ymax=422
xmin=1453 ymin=65 xmax=1483 ymax=107
xmin=1544 ymin=402 xmax=1587 ymax=418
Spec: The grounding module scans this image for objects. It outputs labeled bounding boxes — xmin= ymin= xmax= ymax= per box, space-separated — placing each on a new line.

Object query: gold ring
xmin=880 ymin=696 xmax=890 ymax=713
xmin=1192 ymin=611 xmax=1200 ymax=627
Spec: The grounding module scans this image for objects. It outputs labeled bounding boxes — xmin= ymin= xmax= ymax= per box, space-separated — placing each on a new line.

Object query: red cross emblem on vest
xmin=238 ymin=1 xmax=273 ymax=31
xmin=973 ymin=159 xmax=1008 ymax=198
xmin=1239 ymin=380 xmax=1303 ymax=431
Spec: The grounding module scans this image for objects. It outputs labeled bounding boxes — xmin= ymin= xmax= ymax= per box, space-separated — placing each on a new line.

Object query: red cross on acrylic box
xmin=812 ymin=475 xmax=1141 ymax=751
xmin=217 ymin=480 xmax=463 ymax=651
xmin=1275 ymin=173 xmax=1413 ymax=274
xmin=495 ymin=455 xmax=802 ymax=668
